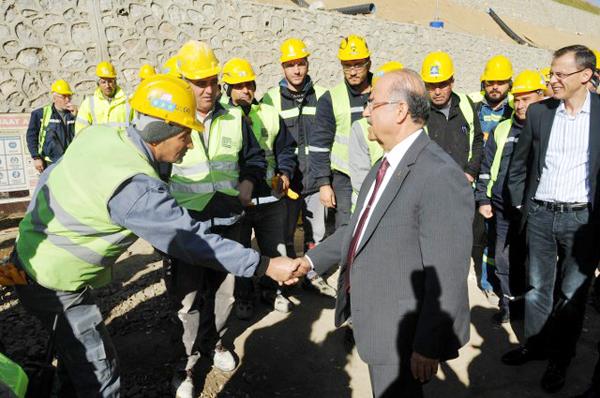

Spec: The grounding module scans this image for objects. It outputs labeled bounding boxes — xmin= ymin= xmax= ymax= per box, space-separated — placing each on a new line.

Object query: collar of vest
xmin=279 ymin=75 xmax=314 ymax=95
xmin=125 ymin=126 xmax=158 ymax=167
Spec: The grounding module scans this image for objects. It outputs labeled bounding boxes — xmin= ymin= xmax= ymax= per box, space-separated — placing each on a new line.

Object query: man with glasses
xmin=261 ymin=38 xmax=336 ymax=297
xmin=503 ymin=45 xmax=600 ymax=394
xmin=310 ymin=35 xmax=373 ymax=231
xmin=26 ymin=79 xmax=77 ymax=172
xmin=164 ymin=41 xmax=267 ymax=397
xmin=75 ymin=61 xmax=132 ymax=133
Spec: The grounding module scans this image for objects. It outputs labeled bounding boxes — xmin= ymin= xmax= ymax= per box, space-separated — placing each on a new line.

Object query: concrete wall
xmin=450 ymin=0 xmax=600 ymax=38
xmin=0 ymin=0 xmax=552 ymax=113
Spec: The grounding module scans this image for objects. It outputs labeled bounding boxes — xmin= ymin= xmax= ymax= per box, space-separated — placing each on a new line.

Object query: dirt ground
xmin=1 ymin=214 xmax=599 ymax=397
xmin=254 ymin=0 xmax=600 ymax=51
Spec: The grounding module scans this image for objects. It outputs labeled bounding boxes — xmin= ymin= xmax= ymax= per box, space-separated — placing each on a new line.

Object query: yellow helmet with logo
xmin=129 ymin=74 xmax=204 ymax=132
xmin=96 ymin=61 xmax=117 ymax=78
xmin=280 ymin=38 xmax=310 ymax=63
xmin=480 ymin=55 xmax=513 ymax=82
xmin=421 ymin=51 xmax=454 ymax=83
xmin=222 ymin=58 xmax=256 ymax=85
xmin=177 ymin=40 xmax=221 ymax=81
xmin=139 ymin=64 xmax=156 ymax=80
xmin=372 ymin=61 xmax=404 ymax=87
xmin=511 ymin=70 xmax=546 ymax=94
xmin=50 ymin=79 xmax=73 ymax=95
xmin=338 ymin=35 xmax=370 ymax=61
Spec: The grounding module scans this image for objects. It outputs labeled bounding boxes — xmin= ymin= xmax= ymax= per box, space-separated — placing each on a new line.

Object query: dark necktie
xmin=344 ymin=158 xmax=390 ymax=292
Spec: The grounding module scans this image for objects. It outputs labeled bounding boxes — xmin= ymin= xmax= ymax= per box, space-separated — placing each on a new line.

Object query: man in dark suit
xmin=504 ymin=45 xmax=600 ymax=394
xmin=298 ymin=70 xmax=473 ymax=397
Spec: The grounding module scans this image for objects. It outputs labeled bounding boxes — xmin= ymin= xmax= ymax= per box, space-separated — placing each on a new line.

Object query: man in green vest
xmin=260 ymin=38 xmax=335 ymax=297
xmin=166 ymin=41 xmax=268 ymax=397
xmin=222 ymin=57 xmax=298 ymax=316
xmin=75 ymin=61 xmax=132 ymax=134
xmin=310 ymin=34 xmax=372 ymax=230
xmin=475 ymin=70 xmax=546 ymax=324
xmin=12 ymin=74 xmax=302 ymax=397
xmin=348 ymin=61 xmax=403 ymax=210
xmin=25 ymin=79 xmax=77 ymax=172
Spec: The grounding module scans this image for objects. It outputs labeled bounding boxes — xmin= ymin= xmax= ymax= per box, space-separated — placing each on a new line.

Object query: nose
xmin=293 ymin=65 xmax=300 ymax=74
xmin=434 ymin=87 xmax=441 ymax=95
xmin=363 ymin=104 xmax=370 ymax=118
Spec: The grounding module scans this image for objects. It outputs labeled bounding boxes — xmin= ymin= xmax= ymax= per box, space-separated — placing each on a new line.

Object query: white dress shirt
xmin=535 ymin=91 xmax=591 ymax=203
xmin=352 ymin=129 xmax=423 ymax=247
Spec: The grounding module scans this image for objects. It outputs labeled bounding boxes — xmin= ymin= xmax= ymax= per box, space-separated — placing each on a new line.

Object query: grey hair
xmin=386 ymin=69 xmax=430 ymax=124
xmin=133 ymin=113 xmax=184 ymax=143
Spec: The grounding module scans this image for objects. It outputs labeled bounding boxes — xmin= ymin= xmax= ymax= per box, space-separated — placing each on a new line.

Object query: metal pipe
xmin=290 ymin=0 xmax=311 ymax=8
xmin=487 ymin=8 xmax=529 ymax=46
xmin=334 ymin=3 xmax=376 ymax=15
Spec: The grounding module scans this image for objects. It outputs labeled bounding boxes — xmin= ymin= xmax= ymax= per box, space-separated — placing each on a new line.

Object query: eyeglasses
xmin=342 ymin=61 xmax=370 ymax=72
xmin=548 ymin=69 xmax=586 ymax=80
xmin=365 ymin=99 xmax=402 ymax=111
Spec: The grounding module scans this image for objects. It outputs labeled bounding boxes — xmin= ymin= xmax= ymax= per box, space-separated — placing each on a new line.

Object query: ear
xmin=581 ymin=68 xmax=594 ymax=84
xmin=395 ymin=102 xmax=409 ymax=124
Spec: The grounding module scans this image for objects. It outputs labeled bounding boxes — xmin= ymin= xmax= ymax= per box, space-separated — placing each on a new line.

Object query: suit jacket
xmin=308 ymin=132 xmax=473 ymax=365
xmin=508 ymin=93 xmax=600 ymax=229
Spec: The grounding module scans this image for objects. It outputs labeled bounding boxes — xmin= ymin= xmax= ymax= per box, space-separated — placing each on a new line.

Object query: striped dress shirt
xmin=535 ymin=92 xmax=591 ymax=203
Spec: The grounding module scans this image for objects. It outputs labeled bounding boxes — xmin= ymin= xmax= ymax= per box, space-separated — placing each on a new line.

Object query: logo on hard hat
xmin=430 ymin=65 xmax=440 ymax=77
xmin=150 ymin=94 xmax=177 ymax=112
xmin=238 ymin=71 xmax=247 ymax=77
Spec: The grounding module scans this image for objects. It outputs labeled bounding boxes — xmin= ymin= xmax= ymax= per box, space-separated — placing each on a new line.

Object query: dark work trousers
xmin=16 ymin=281 xmax=120 ymax=398
xmin=164 ymin=223 xmax=239 ymax=372
xmin=332 ymin=171 xmax=353 ymax=230
xmin=235 ymin=199 xmax=287 ymax=299
xmin=490 ymin=203 xmax=527 ymax=314
xmin=524 ymin=204 xmax=599 ymax=361
xmin=473 ymin=209 xmax=494 ymax=292
xmin=284 ymin=192 xmax=326 ymax=258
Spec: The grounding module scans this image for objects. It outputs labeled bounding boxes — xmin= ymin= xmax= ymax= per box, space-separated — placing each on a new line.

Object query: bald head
xmin=364 ymin=69 xmax=430 ymax=152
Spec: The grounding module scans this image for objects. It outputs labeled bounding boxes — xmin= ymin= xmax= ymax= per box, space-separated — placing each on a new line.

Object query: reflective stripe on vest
xmin=330 ymin=82 xmax=364 ymax=175
xmin=38 ymin=105 xmax=53 ymax=162
xmin=169 ymin=104 xmax=243 ymax=211
xmin=249 ymin=103 xmax=281 ymax=200
xmin=487 ymin=119 xmax=513 ymax=198
xmin=16 ymin=126 xmax=158 ymax=291
xmin=263 ymin=84 xmax=326 ymax=118
xmin=76 ymin=87 xmax=131 ymax=134
xmin=456 ymin=92 xmax=475 ymax=162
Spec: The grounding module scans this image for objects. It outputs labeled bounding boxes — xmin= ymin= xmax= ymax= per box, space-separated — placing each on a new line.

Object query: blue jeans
xmin=525 ymin=203 xmax=599 ymax=360
xmin=16 ymin=281 xmax=120 ymax=397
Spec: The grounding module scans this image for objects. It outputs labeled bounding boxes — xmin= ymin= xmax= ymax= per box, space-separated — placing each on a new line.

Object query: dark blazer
xmin=507 ymin=93 xmax=600 ymax=228
xmin=307 ymin=132 xmax=473 ymax=365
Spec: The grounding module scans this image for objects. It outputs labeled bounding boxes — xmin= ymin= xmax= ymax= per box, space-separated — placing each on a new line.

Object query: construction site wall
xmin=0 ymin=0 xmax=552 ymax=113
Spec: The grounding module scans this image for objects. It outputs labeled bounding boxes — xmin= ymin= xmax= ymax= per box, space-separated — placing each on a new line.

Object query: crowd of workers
xmin=0 ymin=34 xmax=599 ymax=398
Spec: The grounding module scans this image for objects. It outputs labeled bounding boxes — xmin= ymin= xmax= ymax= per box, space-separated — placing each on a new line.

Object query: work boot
xmin=172 ymin=370 xmax=194 ymax=398
xmin=212 ymin=345 xmax=236 ymax=372
xmin=541 ymin=360 xmax=569 ymax=393
xmin=492 ymin=308 xmax=510 ymax=325
xmin=302 ymin=274 xmax=336 ymax=298
xmin=234 ymin=299 xmax=254 ymax=321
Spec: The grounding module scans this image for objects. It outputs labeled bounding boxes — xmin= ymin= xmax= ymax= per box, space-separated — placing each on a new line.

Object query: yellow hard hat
xmin=96 ymin=61 xmax=117 ymax=78
xmin=222 ymin=58 xmax=256 ymax=85
xmin=372 ymin=61 xmax=404 ymax=87
xmin=177 ymin=40 xmax=221 ymax=81
xmin=280 ymin=38 xmax=310 ymax=63
xmin=421 ymin=51 xmax=454 ymax=83
xmin=539 ymin=67 xmax=551 ymax=83
xmin=139 ymin=64 xmax=156 ymax=80
xmin=594 ymin=49 xmax=600 ymax=69
xmin=511 ymin=70 xmax=546 ymax=94
xmin=161 ymin=56 xmax=181 ymax=78
xmin=129 ymin=74 xmax=204 ymax=132
xmin=338 ymin=35 xmax=370 ymax=61
xmin=50 ymin=79 xmax=73 ymax=95
xmin=480 ymin=55 xmax=513 ymax=82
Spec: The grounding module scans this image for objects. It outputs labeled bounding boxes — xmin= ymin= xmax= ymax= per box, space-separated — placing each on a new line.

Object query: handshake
xmin=265 ymin=256 xmax=311 ymax=286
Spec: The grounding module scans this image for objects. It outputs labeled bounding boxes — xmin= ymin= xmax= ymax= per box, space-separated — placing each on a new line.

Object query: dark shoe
xmin=492 ymin=309 xmax=510 ymax=325
xmin=541 ymin=360 xmax=568 ymax=393
xmin=501 ymin=346 xmax=546 ymax=366
xmin=234 ymin=299 xmax=254 ymax=320
xmin=572 ymin=385 xmax=600 ymax=398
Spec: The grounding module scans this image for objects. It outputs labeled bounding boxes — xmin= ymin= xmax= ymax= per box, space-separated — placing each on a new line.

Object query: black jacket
xmin=425 ymin=92 xmax=484 ymax=178
xmin=262 ymin=76 xmax=321 ymax=195
xmin=26 ymin=105 xmax=75 ymax=163
xmin=508 ymin=94 xmax=600 ymax=229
